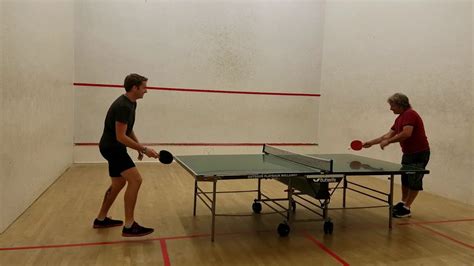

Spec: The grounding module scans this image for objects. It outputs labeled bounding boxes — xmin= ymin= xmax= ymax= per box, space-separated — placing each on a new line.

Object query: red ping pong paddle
xmin=349 ymin=161 xmax=362 ymax=169
xmin=350 ymin=140 xmax=363 ymax=151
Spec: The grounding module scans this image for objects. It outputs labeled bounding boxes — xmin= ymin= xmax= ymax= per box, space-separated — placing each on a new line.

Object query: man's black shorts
xmin=401 ymin=150 xmax=430 ymax=191
xmin=100 ymin=147 xmax=136 ymax=177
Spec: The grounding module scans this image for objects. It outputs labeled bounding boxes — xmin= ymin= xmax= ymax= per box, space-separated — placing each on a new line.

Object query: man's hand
xmin=380 ymin=140 xmax=390 ymax=150
xmin=362 ymin=142 xmax=372 ymax=148
xmin=143 ymin=147 xmax=159 ymax=158
xmin=138 ymin=152 xmax=144 ymax=161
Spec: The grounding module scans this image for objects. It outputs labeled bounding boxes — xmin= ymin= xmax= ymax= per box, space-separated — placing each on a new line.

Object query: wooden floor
xmin=0 ymin=162 xmax=473 ymax=265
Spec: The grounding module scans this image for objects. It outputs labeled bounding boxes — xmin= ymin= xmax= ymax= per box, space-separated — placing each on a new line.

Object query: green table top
xmin=175 ymin=153 xmax=429 ymax=180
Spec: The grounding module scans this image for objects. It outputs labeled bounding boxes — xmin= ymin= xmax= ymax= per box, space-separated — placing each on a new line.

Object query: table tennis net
xmin=263 ymin=145 xmax=333 ymax=173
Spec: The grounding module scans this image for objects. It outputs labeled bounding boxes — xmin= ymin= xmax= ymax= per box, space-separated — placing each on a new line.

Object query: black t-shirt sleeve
xmin=115 ymin=105 xmax=131 ymax=124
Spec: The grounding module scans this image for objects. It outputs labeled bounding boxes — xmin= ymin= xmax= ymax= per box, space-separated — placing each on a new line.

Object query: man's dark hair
xmin=124 ymin=73 xmax=148 ymax=92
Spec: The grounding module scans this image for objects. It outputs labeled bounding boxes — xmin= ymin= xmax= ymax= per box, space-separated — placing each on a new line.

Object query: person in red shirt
xmin=363 ymin=93 xmax=430 ymax=218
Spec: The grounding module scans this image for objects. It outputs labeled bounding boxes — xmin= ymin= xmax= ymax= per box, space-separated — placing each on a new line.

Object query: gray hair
xmin=387 ymin=93 xmax=411 ymax=109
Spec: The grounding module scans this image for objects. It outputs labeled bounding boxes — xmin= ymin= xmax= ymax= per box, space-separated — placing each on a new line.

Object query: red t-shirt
xmin=391 ymin=108 xmax=429 ymax=154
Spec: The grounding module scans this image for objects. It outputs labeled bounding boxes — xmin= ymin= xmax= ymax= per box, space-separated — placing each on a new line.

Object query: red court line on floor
xmin=303 ymin=231 xmax=350 ymax=266
xmin=160 ymin=239 xmax=171 ymax=266
xmin=0 ymin=233 xmax=209 ymax=252
xmin=73 ymin=82 xmax=321 ymax=97
xmin=4 ymin=218 xmax=470 ymax=253
xmin=0 ymin=230 xmax=276 ymax=252
xmin=74 ymin=142 xmax=317 ymax=147
xmin=413 ymin=224 xmax=474 ymax=250
xmin=397 ymin=218 xmax=474 ymax=226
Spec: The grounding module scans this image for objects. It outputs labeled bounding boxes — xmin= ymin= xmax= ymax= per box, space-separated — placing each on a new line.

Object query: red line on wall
xmin=74 ymin=83 xmax=122 ymax=88
xmin=75 ymin=143 xmax=318 ymax=147
xmin=73 ymin=82 xmax=321 ymax=97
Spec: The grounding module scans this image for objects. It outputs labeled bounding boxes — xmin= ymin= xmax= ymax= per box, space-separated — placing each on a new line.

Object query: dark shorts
xmin=99 ymin=147 xmax=136 ymax=178
xmin=401 ymin=150 xmax=430 ymax=191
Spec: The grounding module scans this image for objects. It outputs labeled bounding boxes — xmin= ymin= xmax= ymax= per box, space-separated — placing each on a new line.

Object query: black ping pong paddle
xmin=159 ymin=150 xmax=174 ymax=164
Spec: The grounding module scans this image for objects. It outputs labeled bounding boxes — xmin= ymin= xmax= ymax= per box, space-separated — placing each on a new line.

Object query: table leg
xmin=323 ymin=199 xmax=328 ymax=219
xmin=343 ymin=175 xmax=347 ymax=208
xmin=389 ymin=174 xmax=394 ymax=229
xmin=257 ymin=178 xmax=261 ymax=201
xmin=211 ymin=180 xmax=217 ymax=242
xmin=287 ymin=178 xmax=293 ymax=221
xmin=193 ymin=180 xmax=197 ymax=216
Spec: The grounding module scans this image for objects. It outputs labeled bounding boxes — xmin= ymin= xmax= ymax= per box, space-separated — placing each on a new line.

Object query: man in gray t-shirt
xmin=93 ymin=73 xmax=158 ymax=237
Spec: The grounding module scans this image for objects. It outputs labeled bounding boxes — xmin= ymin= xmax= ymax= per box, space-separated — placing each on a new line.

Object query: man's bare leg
xmin=97 ymin=177 xmax=127 ymax=220
xmin=404 ymin=190 xmax=419 ymax=208
xmin=119 ymin=167 xmax=154 ymax=237
xmin=401 ymin=185 xmax=409 ymax=203
xmin=121 ymin=167 xmax=142 ymax=227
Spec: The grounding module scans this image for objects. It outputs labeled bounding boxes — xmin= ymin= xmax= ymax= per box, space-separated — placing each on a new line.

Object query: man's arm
xmin=129 ymin=130 xmax=144 ymax=160
xmin=115 ymin=122 xmax=158 ymax=158
xmin=380 ymin=125 xmax=413 ymax=149
xmin=363 ymin=130 xmax=396 ymax=148
xmin=129 ymin=130 xmax=140 ymax=146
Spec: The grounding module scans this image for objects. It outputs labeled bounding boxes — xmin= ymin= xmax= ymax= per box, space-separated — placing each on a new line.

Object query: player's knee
xmin=111 ymin=177 xmax=127 ymax=189
xmin=136 ymin=176 xmax=143 ymax=185
xmin=117 ymin=179 xmax=127 ymax=189
xmin=121 ymin=168 xmax=142 ymax=184
xmin=127 ymin=174 xmax=142 ymax=186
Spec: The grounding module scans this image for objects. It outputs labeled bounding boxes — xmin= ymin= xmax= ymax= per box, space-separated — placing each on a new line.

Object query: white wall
xmin=319 ymin=0 xmax=473 ymax=204
xmin=0 ymin=0 xmax=4 ymax=231
xmin=73 ymin=0 xmax=325 ymax=161
xmin=471 ymin=2 xmax=474 ymax=206
xmin=0 ymin=0 xmax=74 ymax=233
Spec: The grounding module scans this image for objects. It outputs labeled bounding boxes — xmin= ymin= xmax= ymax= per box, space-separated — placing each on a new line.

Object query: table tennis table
xmin=175 ymin=145 xmax=429 ymax=241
